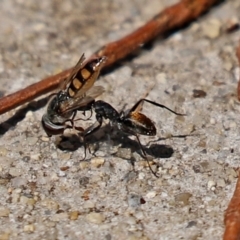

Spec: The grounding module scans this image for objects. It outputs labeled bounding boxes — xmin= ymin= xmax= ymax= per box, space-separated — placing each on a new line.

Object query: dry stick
xmin=0 ymin=0 xmax=221 ymax=115
xmin=236 ymin=42 xmax=240 ymax=100
xmin=223 ymin=171 xmax=240 ymax=240
xmin=224 ymin=42 xmax=240 ymax=240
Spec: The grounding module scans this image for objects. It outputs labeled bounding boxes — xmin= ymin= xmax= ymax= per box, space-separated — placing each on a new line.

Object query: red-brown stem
xmin=223 ymin=171 xmax=240 ymax=240
xmin=236 ymin=42 xmax=240 ymax=100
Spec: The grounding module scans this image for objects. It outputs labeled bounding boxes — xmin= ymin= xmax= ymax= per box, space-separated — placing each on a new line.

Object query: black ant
xmin=80 ymin=98 xmax=186 ymax=178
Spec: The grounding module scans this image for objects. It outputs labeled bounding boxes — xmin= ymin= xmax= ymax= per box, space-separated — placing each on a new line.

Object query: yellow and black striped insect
xmin=42 ymin=54 xmax=106 ymax=137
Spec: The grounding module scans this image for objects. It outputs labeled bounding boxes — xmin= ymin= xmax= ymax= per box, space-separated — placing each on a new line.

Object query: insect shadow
xmin=0 ymin=96 xmax=50 ymax=136
xmin=56 ymin=124 xmax=175 ymax=158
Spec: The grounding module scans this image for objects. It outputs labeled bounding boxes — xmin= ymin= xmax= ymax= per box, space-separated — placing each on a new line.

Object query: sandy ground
xmin=0 ymin=0 xmax=240 ymax=239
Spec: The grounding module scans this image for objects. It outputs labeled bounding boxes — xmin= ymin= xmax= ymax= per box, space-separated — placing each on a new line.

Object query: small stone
xmin=23 ymin=224 xmax=35 ymax=232
xmin=217 ymin=179 xmax=226 ymax=188
xmin=20 ymin=196 xmax=29 ymax=204
xmin=69 ymin=211 xmax=79 ymax=220
xmin=0 ymin=207 xmax=10 ymax=217
xmin=163 ymin=162 xmax=172 ymax=170
xmin=27 ymin=198 xmax=36 ymax=205
xmin=85 ymin=212 xmax=105 ymax=224
xmin=91 ymin=157 xmax=105 ymax=168
xmin=226 ymin=168 xmax=238 ymax=178
xmin=41 ymin=136 xmax=49 ymax=142
xmin=156 ymin=73 xmax=167 ymax=84
xmin=0 ymin=146 xmax=8 ymax=156
xmin=175 ymin=192 xmax=192 ymax=206
xmin=11 ymin=193 xmax=20 ymax=203
xmin=223 ymin=61 xmax=233 ymax=71
xmin=202 ymin=19 xmax=221 ymax=39
xmin=30 ymin=153 xmax=41 ymax=161
xmin=83 ymin=201 xmax=95 ymax=209
xmin=27 ymin=137 xmax=38 ymax=146
xmin=127 ymin=194 xmax=141 ymax=208
xmin=145 ymin=191 xmax=157 ymax=199
xmin=79 ymin=161 xmax=89 ymax=170
xmin=9 ymin=167 xmax=22 ymax=177
xmin=25 ymin=111 xmax=33 ymax=119
xmin=52 ymin=212 xmax=68 ymax=222
xmin=207 ymin=180 xmax=216 ymax=190
xmin=0 ymin=232 xmax=10 ymax=240
xmin=210 ymin=118 xmax=216 ymax=125
xmin=41 ymin=199 xmax=59 ymax=211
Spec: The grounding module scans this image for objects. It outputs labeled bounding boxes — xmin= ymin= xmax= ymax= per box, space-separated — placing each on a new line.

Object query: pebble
xmin=41 ymin=199 xmax=59 ymax=211
xmin=234 ymin=67 xmax=240 ymax=81
xmin=207 ymin=180 xmax=216 ymax=190
xmin=25 ymin=111 xmax=34 ymax=119
xmin=85 ymin=212 xmax=105 ymax=224
xmin=52 ymin=212 xmax=68 ymax=222
xmin=202 ymin=19 xmax=221 ymax=39
xmin=20 ymin=196 xmax=36 ymax=205
xmin=69 ymin=211 xmax=79 ymax=220
xmin=91 ymin=157 xmax=105 ymax=168
xmin=41 ymin=136 xmax=49 ymax=142
xmin=0 ymin=146 xmax=8 ymax=156
xmin=79 ymin=161 xmax=89 ymax=170
xmin=163 ymin=162 xmax=172 ymax=170
xmin=27 ymin=137 xmax=38 ymax=146
xmin=9 ymin=167 xmax=23 ymax=177
xmin=145 ymin=191 xmax=157 ymax=199
xmin=217 ymin=179 xmax=226 ymax=188
xmin=83 ymin=201 xmax=95 ymax=209
xmin=156 ymin=73 xmax=167 ymax=84
xmin=0 ymin=232 xmax=10 ymax=240
xmin=223 ymin=61 xmax=233 ymax=71
xmin=30 ymin=153 xmax=41 ymax=161
xmin=23 ymin=224 xmax=35 ymax=233
xmin=127 ymin=194 xmax=141 ymax=208
xmin=0 ymin=207 xmax=10 ymax=217
xmin=175 ymin=192 xmax=192 ymax=206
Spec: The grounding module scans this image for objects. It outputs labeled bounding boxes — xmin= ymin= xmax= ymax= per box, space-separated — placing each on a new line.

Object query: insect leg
xmin=133 ymin=134 xmax=159 ymax=178
xmin=80 ymin=113 xmax=103 ymax=160
xmin=130 ymin=98 xmax=186 ymax=116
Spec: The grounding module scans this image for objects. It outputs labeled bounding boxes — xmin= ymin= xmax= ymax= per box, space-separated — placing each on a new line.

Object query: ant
xmin=80 ymin=98 xmax=186 ymax=177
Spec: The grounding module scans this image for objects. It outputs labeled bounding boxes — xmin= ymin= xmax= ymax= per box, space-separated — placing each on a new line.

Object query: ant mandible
xmin=80 ymin=98 xmax=186 ymax=178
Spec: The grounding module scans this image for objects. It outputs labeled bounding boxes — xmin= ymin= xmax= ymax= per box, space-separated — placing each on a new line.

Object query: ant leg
xmin=134 ymin=134 xmax=159 ymax=178
xmin=79 ymin=114 xmax=103 ymax=160
xmin=130 ymin=98 xmax=186 ymax=116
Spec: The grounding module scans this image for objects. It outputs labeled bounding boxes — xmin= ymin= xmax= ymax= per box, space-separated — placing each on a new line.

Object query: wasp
xmin=41 ymin=54 xmax=106 ymax=137
xmin=80 ymin=98 xmax=186 ymax=177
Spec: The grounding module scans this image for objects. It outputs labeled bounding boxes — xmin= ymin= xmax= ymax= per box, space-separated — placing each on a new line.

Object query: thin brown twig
xmin=236 ymin=41 xmax=240 ymax=101
xmin=223 ymin=170 xmax=240 ymax=240
xmin=0 ymin=0 xmax=221 ymax=115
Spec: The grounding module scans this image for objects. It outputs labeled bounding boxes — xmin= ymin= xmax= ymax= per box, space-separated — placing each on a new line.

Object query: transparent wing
xmin=59 ymin=86 xmax=105 ymax=113
xmin=70 ymin=56 xmax=106 ymax=99
xmin=59 ymin=54 xmax=86 ymax=90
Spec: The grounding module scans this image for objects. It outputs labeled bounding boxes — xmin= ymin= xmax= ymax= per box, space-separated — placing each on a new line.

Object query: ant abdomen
xmin=122 ymin=111 xmax=156 ymax=136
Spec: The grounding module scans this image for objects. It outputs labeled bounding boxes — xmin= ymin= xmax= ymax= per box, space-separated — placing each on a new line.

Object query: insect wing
xmin=69 ymin=56 xmax=106 ymax=99
xmin=59 ymin=54 xmax=86 ymax=90
xmin=59 ymin=86 xmax=105 ymax=113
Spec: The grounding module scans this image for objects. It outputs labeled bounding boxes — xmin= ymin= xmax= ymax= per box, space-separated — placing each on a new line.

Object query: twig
xmin=223 ymin=170 xmax=240 ymax=240
xmin=0 ymin=0 xmax=221 ymax=115
xmin=236 ymin=41 xmax=240 ymax=101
